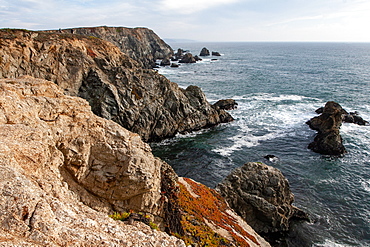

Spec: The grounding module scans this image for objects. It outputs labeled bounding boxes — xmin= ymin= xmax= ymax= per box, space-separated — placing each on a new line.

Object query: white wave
xmin=361 ymin=179 xmax=370 ymax=193
xmin=313 ymin=239 xmax=356 ymax=247
xmin=248 ymin=93 xmax=314 ymax=102
xmin=212 ymin=131 xmax=285 ymax=156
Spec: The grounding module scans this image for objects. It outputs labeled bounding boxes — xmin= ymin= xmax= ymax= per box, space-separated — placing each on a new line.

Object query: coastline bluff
xmin=0 ymin=77 xmax=270 ymax=247
xmin=0 ymin=28 xmax=232 ymax=142
xmin=53 ymin=26 xmax=173 ymax=69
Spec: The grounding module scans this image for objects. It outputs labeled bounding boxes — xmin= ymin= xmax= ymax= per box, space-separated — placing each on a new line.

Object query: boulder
xmin=160 ymin=57 xmax=171 ymax=66
xmin=194 ymin=55 xmax=202 ymax=61
xmin=179 ymin=53 xmax=196 ymax=63
xmin=212 ymin=51 xmax=221 ymax=56
xmin=170 ymin=63 xmax=179 ymax=68
xmin=199 ymin=47 xmax=210 ymax=56
xmin=343 ymin=111 xmax=369 ymax=125
xmin=212 ymin=99 xmax=238 ymax=110
xmin=306 ymin=101 xmax=347 ymax=155
xmin=216 ymin=162 xmax=308 ymax=234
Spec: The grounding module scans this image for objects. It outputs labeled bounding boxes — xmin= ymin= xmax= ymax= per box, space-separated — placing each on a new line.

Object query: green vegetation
xmin=109 ymin=211 xmax=158 ymax=230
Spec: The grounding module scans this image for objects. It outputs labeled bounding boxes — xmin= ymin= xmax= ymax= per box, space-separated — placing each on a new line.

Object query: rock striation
xmin=0 ymin=76 xmax=186 ymax=246
xmin=0 ymin=28 xmax=233 ymax=142
xmin=216 ymin=162 xmax=308 ymax=235
xmin=52 ymin=26 xmax=174 ymax=69
xmin=306 ymin=101 xmax=347 ymax=155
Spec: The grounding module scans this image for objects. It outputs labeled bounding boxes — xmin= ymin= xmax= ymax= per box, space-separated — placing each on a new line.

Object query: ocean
xmin=151 ymin=42 xmax=370 ymax=246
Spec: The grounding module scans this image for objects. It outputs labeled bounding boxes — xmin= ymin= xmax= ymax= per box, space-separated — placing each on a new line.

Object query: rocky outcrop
xmin=0 ymin=29 xmax=233 ymax=142
xmin=0 ymin=76 xmax=186 ymax=246
xmin=216 ymin=162 xmax=308 ymax=235
xmin=343 ymin=111 xmax=369 ymax=125
xmin=213 ymin=99 xmax=238 ymax=110
xmin=179 ymin=53 xmax=196 ymax=63
xmin=160 ymin=57 xmax=171 ymax=66
xmin=306 ymin=101 xmax=347 ymax=155
xmin=212 ymin=51 xmax=221 ymax=56
xmin=51 ymin=26 xmax=173 ymax=69
xmin=0 ymin=76 xmax=269 ymax=246
xmin=200 ymin=47 xmax=210 ymax=56
xmin=178 ymin=177 xmax=271 ymax=247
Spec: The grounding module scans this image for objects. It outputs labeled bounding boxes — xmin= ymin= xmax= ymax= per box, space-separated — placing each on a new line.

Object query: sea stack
xmin=306 ymin=101 xmax=347 ymax=155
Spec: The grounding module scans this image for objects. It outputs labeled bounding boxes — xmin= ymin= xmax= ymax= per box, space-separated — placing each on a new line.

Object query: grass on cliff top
xmin=178 ymin=177 xmax=259 ymax=247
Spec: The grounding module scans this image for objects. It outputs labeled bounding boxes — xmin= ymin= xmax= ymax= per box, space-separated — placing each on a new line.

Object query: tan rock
xmin=0 ymin=76 xmax=185 ymax=246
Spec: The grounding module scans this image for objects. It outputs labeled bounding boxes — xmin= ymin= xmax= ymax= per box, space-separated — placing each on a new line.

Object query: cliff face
xmin=0 ymin=77 xmax=268 ymax=246
xmin=0 ymin=29 xmax=232 ymax=142
xmin=0 ymin=76 xmax=185 ymax=246
xmin=52 ymin=26 xmax=173 ymax=69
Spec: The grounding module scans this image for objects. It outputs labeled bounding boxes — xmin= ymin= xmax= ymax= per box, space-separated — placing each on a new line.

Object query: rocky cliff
xmin=0 ymin=28 xmax=232 ymax=142
xmin=51 ymin=26 xmax=173 ymax=69
xmin=0 ymin=76 xmax=268 ymax=246
xmin=0 ymin=76 xmax=185 ymax=246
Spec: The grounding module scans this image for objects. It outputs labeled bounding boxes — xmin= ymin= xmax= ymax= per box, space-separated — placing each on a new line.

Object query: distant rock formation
xmin=0 ymin=29 xmax=233 ymax=142
xmin=200 ymin=47 xmax=210 ymax=56
xmin=51 ymin=26 xmax=174 ymax=69
xmin=0 ymin=76 xmax=186 ymax=246
xmin=213 ymin=99 xmax=238 ymax=110
xmin=160 ymin=57 xmax=171 ymax=66
xmin=179 ymin=53 xmax=196 ymax=63
xmin=212 ymin=51 xmax=221 ymax=56
xmin=217 ymin=162 xmax=308 ymax=235
xmin=306 ymin=101 xmax=347 ymax=155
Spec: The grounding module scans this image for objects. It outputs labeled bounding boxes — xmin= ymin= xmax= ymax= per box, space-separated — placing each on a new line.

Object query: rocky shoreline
xmin=0 ymin=26 xmax=309 ymax=246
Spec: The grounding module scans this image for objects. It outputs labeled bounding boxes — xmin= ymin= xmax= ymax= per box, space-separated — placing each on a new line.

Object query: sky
xmin=1 ymin=0 xmax=370 ymax=42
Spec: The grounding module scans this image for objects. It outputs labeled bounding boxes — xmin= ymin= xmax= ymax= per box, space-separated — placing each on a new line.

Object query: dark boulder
xmin=170 ymin=63 xmax=179 ymax=68
xmin=160 ymin=57 xmax=171 ymax=66
xmin=343 ymin=111 xmax=369 ymax=125
xmin=179 ymin=53 xmax=196 ymax=63
xmin=212 ymin=51 xmax=221 ymax=56
xmin=216 ymin=162 xmax=308 ymax=234
xmin=306 ymin=101 xmax=347 ymax=155
xmin=212 ymin=99 xmax=238 ymax=110
xmin=199 ymin=47 xmax=210 ymax=56
xmin=194 ymin=55 xmax=202 ymax=61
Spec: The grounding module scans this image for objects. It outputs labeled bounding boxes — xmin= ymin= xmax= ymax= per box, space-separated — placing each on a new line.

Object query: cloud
xmin=159 ymin=0 xmax=240 ymax=14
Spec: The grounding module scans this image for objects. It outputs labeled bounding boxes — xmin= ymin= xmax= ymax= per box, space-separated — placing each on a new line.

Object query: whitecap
xmin=313 ymin=239 xmax=356 ymax=247
xmin=361 ymin=179 xmax=370 ymax=193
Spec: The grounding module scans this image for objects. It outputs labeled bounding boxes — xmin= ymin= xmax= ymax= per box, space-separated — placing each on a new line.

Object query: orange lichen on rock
xmin=178 ymin=177 xmax=261 ymax=247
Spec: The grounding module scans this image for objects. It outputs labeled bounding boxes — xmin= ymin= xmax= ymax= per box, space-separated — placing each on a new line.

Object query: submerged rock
xmin=216 ymin=162 xmax=308 ymax=234
xmin=306 ymin=101 xmax=347 ymax=155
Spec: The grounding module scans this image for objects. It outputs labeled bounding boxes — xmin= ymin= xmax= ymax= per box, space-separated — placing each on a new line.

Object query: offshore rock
xmin=179 ymin=53 xmax=196 ymax=63
xmin=213 ymin=99 xmax=238 ymax=110
xmin=0 ymin=76 xmax=186 ymax=246
xmin=54 ymin=26 xmax=174 ymax=69
xmin=306 ymin=101 xmax=347 ymax=155
xmin=212 ymin=51 xmax=221 ymax=56
xmin=160 ymin=57 xmax=171 ymax=66
xmin=216 ymin=162 xmax=308 ymax=234
xmin=178 ymin=177 xmax=271 ymax=247
xmin=200 ymin=47 xmax=210 ymax=56
xmin=0 ymin=29 xmax=232 ymax=142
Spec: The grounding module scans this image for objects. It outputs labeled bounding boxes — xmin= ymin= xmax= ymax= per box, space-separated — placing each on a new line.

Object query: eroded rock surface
xmin=0 ymin=76 xmax=187 ymax=246
xmin=306 ymin=101 xmax=347 ymax=155
xmin=0 ymin=29 xmax=232 ymax=142
xmin=216 ymin=162 xmax=308 ymax=234
xmin=53 ymin=26 xmax=173 ymax=69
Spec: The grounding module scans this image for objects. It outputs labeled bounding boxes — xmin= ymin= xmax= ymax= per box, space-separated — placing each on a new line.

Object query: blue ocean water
xmin=152 ymin=42 xmax=370 ymax=246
